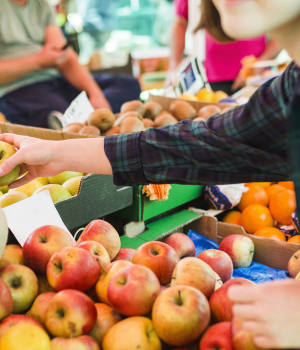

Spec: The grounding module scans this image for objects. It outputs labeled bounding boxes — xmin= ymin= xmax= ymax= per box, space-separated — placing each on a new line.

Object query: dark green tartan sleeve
xmin=105 ymin=62 xmax=300 ymax=186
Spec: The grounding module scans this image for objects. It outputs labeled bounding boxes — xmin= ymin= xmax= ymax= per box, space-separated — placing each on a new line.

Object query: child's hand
xmin=228 ymin=279 xmax=300 ymax=349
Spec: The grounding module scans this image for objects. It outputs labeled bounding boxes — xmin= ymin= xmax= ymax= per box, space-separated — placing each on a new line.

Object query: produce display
xmin=222 ymin=181 xmax=299 ymax=242
xmin=0 ymin=171 xmax=84 ymax=208
xmin=0 ymin=216 xmax=268 ymax=350
xmin=62 ymin=98 xmax=236 ymax=137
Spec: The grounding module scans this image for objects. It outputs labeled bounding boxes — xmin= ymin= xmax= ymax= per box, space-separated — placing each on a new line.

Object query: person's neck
xmin=10 ymin=0 xmax=27 ymax=6
xmin=270 ymin=14 xmax=300 ymax=66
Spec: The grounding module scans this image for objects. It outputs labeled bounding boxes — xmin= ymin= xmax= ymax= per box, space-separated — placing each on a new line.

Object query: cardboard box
xmin=121 ymin=209 xmax=299 ymax=271
xmin=0 ymin=122 xmax=133 ymax=230
xmin=148 ymin=94 xmax=233 ymax=112
xmin=113 ymin=184 xmax=203 ymax=222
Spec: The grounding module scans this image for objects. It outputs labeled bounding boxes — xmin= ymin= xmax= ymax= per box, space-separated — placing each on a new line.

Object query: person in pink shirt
xmin=167 ymin=0 xmax=281 ymax=95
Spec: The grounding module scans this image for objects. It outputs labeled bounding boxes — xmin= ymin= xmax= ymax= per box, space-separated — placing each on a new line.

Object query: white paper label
xmin=3 ymin=191 xmax=73 ymax=246
xmin=62 ymin=91 xmax=95 ymax=128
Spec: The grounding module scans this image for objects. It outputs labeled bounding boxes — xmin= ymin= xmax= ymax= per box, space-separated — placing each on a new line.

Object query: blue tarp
xmin=188 ymin=229 xmax=289 ymax=283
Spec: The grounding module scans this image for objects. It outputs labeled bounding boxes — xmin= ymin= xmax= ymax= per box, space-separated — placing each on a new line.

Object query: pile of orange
xmin=221 ymin=181 xmax=297 ymax=242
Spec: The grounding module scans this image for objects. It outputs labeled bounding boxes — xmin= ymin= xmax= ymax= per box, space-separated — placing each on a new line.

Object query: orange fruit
xmin=245 ymin=182 xmax=272 ymax=189
xmin=222 ymin=211 xmax=242 ymax=226
xmin=238 ymin=184 xmax=269 ymax=212
xmin=240 ymin=204 xmax=274 ymax=234
xmin=278 ymin=181 xmax=295 ymax=191
xmin=253 ymin=227 xmax=286 ymax=241
xmin=288 ymin=235 xmax=300 ymax=244
xmin=269 ymin=189 xmax=296 ymax=225
xmin=265 ymin=184 xmax=286 ymax=201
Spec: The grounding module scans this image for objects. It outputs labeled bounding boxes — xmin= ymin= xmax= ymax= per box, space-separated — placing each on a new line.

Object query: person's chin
xmin=221 ymin=16 xmax=265 ymax=40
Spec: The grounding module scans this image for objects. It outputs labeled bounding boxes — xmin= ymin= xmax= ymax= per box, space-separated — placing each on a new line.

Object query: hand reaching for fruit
xmin=0 ymin=134 xmax=112 ymax=188
xmin=228 ymin=279 xmax=300 ymax=349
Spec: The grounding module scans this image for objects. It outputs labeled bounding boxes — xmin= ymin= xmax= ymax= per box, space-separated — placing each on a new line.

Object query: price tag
xmin=62 ymin=91 xmax=95 ymax=128
xmin=3 ymin=191 xmax=73 ymax=246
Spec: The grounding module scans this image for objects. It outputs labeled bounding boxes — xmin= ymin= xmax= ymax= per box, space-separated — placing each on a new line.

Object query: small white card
xmin=3 ymin=191 xmax=73 ymax=246
xmin=62 ymin=91 xmax=95 ymax=128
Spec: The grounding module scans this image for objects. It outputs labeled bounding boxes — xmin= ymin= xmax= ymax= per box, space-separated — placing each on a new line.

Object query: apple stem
xmin=98 ymin=260 xmax=107 ymax=275
xmin=178 ymin=290 xmax=182 ymax=306
xmin=0 ymin=150 xmax=3 ymax=160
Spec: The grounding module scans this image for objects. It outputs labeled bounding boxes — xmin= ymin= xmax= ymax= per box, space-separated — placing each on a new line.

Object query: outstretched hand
xmin=228 ymin=279 xmax=300 ymax=349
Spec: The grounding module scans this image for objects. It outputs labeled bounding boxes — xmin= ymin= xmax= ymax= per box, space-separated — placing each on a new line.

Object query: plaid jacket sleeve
xmin=104 ymin=62 xmax=300 ymax=186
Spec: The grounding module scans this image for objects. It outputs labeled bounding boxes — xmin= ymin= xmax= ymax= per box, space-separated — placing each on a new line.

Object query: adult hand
xmin=89 ymin=93 xmax=112 ymax=111
xmin=35 ymin=44 xmax=69 ymax=69
xmin=228 ymin=279 xmax=300 ymax=349
xmin=231 ymin=74 xmax=246 ymax=92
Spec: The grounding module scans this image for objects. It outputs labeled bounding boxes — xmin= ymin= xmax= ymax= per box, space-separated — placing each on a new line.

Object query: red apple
xmin=23 ymin=225 xmax=74 ymax=274
xmin=214 ymin=272 xmax=223 ymax=291
xmin=102 ymin=316 xmax=161 ymax=350
xmin=0 ymin=315 xmax=43 ymax=339
xmin=0 ymin=264 xmax=38 ymax=313
xmin=0 ymin=277 xmax=13 ymax=321
xmin=288 ymin=249 xmax=300 ymax=278
xmin=152 ymin=285 xmax=210 ymax=346
xmin=95 ymin=260 xmax=132 ymax=304
xmin=209 ymin=278 xmax=256 ymax=322
xmin=197 ymin=249 xmax=233 ymax=282
xmin=46 ymin=246 xmax=100 ymax=292
xmin=45 ymin=289 xmax=97 ymax=338
xmin=218 ymin=235 xmax=254 ymax=268
xmin=51 ymin=335 xmax=100 ymax=350
xmin=37 ymin=273 xmax=56 ymax=294
xmin=112 ymin=248 xmax=135 ymax=262
xmin=232 ymin=316 xmax=263 ymax=350
xmin=77 ymin=241 xmax=111 ymax=268
xmin=171 ymin=257 xmax=216 ymax=298
xmin=200 ymin=322 xmax=232 ymax=350
xmin=77 ymin=220 xmax=121 ymax=260
xmin=0 ymin=245 xmax=23 ymax=269
xmin=107 ymin=265 xmax=160 ymax=316
xmin=89 ymin=303 xmax=122 ymax=347
xmin=160 ymin=285 xmax=168 ymax=293
xmin=27 ymin=292 xmax=56 ymax=327
xmin=162 ymin=232 xmax=196 ymax=258
xmin=132 ymin=241 xmax=180 ymax=285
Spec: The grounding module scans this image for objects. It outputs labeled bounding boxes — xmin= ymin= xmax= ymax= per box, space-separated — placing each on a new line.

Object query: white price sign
xmin=62 ymin=91 xmax=94 ymax=128
xmin=3 ymin=191 xmax=73 ymax=246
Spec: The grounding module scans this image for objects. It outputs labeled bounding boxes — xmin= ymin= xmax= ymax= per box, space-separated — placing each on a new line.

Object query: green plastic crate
xmin=114 ymin=185 xmax=204 ymax=222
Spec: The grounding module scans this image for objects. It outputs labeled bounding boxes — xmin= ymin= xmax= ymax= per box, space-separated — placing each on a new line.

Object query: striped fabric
xmin=105 ymin=62 xmax=300 ymax=187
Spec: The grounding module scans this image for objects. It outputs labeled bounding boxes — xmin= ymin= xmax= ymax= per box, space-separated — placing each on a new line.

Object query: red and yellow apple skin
xmin=197 ymin=249 xmax=233 ymax=283
xmin=132 ymin=241 xmax=180 ymax=285
xmin=89 ymin=303 xmax=122 ymax=346
xmin=199 ymin=322 xmax=232 ymax=350
xmin=46 ymin=247 xmax=100 ymax=292
xmin=232 ymin=316 xmax=264 ymax=350
xmin=171 ymin=257 xmax=216 ymax=298
xmin=0 ymin=277 xmax=13 ymax=321
xmin=152 ymin=285 xmax=210 ymax=347
xmin=51 ymin=335 xmax=100 ymax=350
xmin=112 ymin=248 xmax=135 ymax=262
xmin=77 ymin=220 xmax=121 ymax=260
xmin=23 ymin=225 xmax=74 ymax=274
xmin=209 ymin=278 xmax=256 ymax=322
xmin=0 ymin=315 xmax=43 ymax=339
xmin=162 ymin=232 xmax=196 ymax=258
xmin=0 ymin=245 xmax=23 ymax=269
xmin=45 ymin=289 xmax=97 ymax=338
xmin=288 ymin=249 xmax=300 ymax=278
xmin=107 ymin=265 xmax=160 ymax=316
xmin=27 ymin=292 xmax=56 ymax=327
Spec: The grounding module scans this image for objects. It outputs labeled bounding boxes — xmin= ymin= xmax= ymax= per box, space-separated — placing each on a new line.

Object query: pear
xmin=48 ymin=171 xmax=84 ymax=185
xmin=0 ymin=192 xmax=28 ymax=208
xmin=35 ymin=177 xmax=49 ymax=186
xmin=62 ymin=176 xmax=83 ymax=196
xmin=0 ymin=141 xmax=20 ymax=186
xmin=33 ymin=184 xmax=72 ymax=203
xmin=14 ymin=180 xmax=43 ymax=197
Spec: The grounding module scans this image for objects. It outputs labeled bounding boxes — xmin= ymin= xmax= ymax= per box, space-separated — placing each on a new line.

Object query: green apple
xmin=14 ymin=180 xmax=43 ymax=197
xmin=0 ymin=208 xmax=8 ymax=260
xmin=0 ymin=192 xmax=28 ymax=208
xmin=33 ymin=185 xmax=72 ymax=203
xmin=0 ymin=142 xmax=20 ymax=186
xmin=48 ymin=172 xmax=84 ymax=185
xmin=62 ymin=176 xmax=83 ymax=196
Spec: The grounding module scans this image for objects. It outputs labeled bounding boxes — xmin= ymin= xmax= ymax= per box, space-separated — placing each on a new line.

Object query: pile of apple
xmin=0 ymin=171 xmax=85 ymax=209
xmin=0 ymin=219 xmax=258 ymax=349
